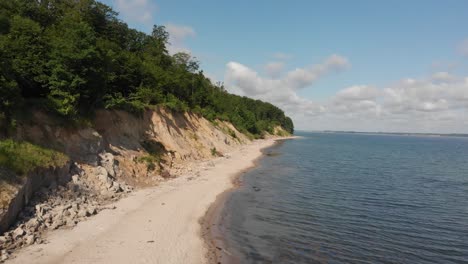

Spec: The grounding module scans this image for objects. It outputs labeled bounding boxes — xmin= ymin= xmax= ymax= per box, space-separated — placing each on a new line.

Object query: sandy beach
xmin=7 ymin=138 xmax=282 ymax=264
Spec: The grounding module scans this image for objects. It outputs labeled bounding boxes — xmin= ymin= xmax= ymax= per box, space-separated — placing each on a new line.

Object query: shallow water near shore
xmin=220 ymin=132 xmax=468 ymax=263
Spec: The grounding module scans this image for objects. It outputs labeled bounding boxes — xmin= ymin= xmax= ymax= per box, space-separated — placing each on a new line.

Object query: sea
xmin=219 ymin=132 xmax=468 ymax=264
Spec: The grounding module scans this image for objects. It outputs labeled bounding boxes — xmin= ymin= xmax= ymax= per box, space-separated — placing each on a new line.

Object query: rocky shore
xmin=4 ymin=139 xmax=279 ymax=264
xmin=0 ymin=152 xmax=134 ymax=262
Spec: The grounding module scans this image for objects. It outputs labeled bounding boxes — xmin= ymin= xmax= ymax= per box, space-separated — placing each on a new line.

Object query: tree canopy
xmin=0 ymin=0 xmax=294 ymax=136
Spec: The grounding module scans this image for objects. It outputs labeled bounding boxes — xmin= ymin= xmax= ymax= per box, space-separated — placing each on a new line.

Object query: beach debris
xmin=252 ymin=186 xmax=261 ymax=192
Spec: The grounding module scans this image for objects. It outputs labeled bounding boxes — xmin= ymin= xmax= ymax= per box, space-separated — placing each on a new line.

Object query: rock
xmin=110 ymin=182 xmax=122 ymax=193
xmin=63 ymin=209 xmax=71 ymax=217
xmin=67 ymin=208 xmax=77 ymax=219
xmin=1 ymin=253 xmax=8 ymax=261
xmin=95 ymin=166 xmax=108 ymax=177
xmin=63 ymin=203 xmax=72 ymax=210
xmin=35 ymin=204 xmax=46 ymax=217
xmin=96 ymin=166 xmax=113 ymax=187
xmin=77 ymin=209 xmax=89 ymax=218
xmin=65 ymin=218 xmax=76 ymax=227
xmin=25 ymin=235 xmax=35 ymax=245
xmin=12 ymin=227 xmax=25 ymax=239
xmin=99 ymin=153 xmax=116 ymax=177
xmin=87 ymin=206 xmax=97 ymax=215
xmin=100 ymin=205 xmax=116 ymax=210
xmin=71 ymin=174 xmax=80 ymax=184
xmin=45 ymin=214 xmax=53 ymax=224
xmin=25 ymin=219 xmax=40 ymax=232
xmin=50 ymin=219 xmax=64 ymax=230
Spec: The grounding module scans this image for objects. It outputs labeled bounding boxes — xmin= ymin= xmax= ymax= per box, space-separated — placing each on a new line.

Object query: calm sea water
xmin=221 ymin=132 xmax=468 ymax=264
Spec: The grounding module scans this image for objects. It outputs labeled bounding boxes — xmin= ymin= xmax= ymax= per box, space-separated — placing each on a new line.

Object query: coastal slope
xmin=8 ymin=139 xmax=279 ymax=264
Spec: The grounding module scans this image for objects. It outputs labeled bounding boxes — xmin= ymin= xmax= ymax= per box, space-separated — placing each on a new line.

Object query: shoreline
xmin=201 ymin=136 xmax=298 ymax=264
xmin=6 ymin=137 xmax=294 ymax=264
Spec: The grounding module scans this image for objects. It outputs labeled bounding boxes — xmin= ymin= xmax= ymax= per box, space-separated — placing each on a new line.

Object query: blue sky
xmin=100 ymin=0 xmax=468 ymax=133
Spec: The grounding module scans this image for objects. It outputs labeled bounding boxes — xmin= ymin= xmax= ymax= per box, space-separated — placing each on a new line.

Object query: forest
xmin=0 ymin=0 xmax=293 ymax=136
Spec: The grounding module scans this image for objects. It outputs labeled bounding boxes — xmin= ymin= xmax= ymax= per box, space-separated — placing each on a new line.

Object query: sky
xmin=100 ymin=0 xmax=468 ymax=133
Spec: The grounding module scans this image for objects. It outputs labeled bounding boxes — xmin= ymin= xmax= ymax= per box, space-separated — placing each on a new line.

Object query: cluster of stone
xmin=0 ymin=152 xmax=133 ymax=262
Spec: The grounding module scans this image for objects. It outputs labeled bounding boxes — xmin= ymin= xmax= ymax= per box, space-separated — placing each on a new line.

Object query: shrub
xmin=211 ymin=147 xmax=222 ymax=157
xmin=136 ymin=155 xmax=158 ymax=171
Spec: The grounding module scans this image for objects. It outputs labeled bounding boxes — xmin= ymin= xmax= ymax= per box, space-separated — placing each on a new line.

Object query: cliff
xmin=0 ymin=108 xmax=289 ymax=258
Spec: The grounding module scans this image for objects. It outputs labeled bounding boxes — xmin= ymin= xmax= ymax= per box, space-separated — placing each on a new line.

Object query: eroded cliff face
xmin=0 ymin=108 xmax=252 ymax=253
xmin=14 ymin=108 xmax=250 ymax=185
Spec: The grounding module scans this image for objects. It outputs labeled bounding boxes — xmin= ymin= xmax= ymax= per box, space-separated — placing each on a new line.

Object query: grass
xmin=135 ymin=155 xmax=160 ymax=171
xmin=0 ymin=139 xmax=69 ymax=176
xmin=0 ymin=139 xmax=69 ymax=209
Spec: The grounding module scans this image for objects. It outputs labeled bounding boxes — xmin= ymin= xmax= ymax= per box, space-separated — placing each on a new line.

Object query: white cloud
xmin=226 ymin=54 xmax=349 ymax=96
xmin=282 ymin=55 xmax=349 ymax=90
xmin=165 ymin=23 xmax=196 ymax=55
xmin=327 ymin=76 xmax=468 ymax=132
xmin=335 ymin=85 xmax=381 ymax=101
xmin=115 ymin=0 xmax=156 ymax=26
xmin=225 ymin=54 xmax=350 ymax=120
xmin=224 ymin=56 xmax=468 ymax=133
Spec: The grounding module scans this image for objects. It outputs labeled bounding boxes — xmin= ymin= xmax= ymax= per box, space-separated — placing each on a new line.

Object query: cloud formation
xmin=225 ymin=53 xmax=468 ymax=133
xmin=165 ymin=23 xmax=196 ymax=55
xmin=226 ymin=54 xmax=349 ymax=97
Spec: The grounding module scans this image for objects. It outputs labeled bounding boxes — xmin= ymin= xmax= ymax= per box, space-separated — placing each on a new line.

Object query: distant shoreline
xmin=302 ymin=130 xmax=468 ymax=138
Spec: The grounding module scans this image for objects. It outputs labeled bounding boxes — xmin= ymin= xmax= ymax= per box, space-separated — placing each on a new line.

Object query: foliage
xmin=0 ymin=0 xmax=294 ymax=135
xmin=0 ymin=139 xmax=68 ymax=176
xmin=136 ymin=155 xmax=158 ymax=172
xmin=136 ymin=139 xmax=166 ymax=171
xmin=211 ymin=147 xmax=221 ymax=157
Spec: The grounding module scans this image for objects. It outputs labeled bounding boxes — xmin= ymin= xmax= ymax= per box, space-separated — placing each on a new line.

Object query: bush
xmin=136 ymin=155 xmax=158 ymax=171
xmin=211 ymin=147 xmax=222 ymax=157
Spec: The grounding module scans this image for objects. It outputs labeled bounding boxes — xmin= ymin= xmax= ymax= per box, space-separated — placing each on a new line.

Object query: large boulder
xmin=99 ymin=153 xmax=116 ymax=177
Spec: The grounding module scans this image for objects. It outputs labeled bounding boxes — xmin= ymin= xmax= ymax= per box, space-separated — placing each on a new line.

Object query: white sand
xmin=9 ymin=139 xmax=280 ymax=264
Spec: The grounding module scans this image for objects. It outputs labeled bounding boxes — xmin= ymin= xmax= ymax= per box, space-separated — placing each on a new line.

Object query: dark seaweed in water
xmin=220 ymin=132 xmax=468 ymax=264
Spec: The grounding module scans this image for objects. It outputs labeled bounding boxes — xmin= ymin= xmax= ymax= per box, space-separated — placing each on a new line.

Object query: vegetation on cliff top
xmin=0 ymin=0 xmax=294 ymax=136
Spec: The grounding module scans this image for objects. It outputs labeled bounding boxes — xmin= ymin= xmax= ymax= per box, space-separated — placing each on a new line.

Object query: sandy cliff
xmin=1 ymin=107 xmax=280 ymax=261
